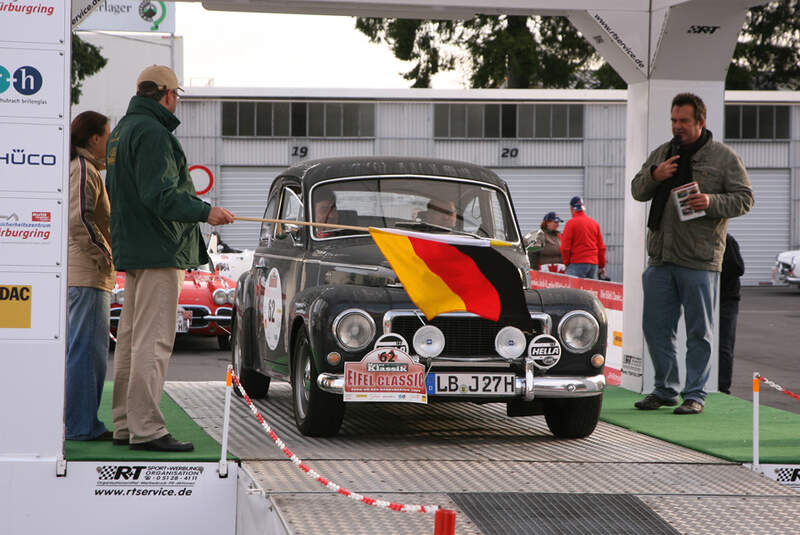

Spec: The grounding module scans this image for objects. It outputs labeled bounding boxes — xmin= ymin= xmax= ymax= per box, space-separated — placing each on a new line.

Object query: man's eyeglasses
xmin=172 ymin=89 xmax=181 ymax=101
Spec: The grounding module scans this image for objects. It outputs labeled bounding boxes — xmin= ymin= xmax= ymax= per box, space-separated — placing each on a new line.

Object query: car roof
xmin=276 ymin=157 xmax=509 ymax=191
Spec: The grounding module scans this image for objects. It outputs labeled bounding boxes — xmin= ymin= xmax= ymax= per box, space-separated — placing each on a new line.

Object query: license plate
xmin=426 ymin=373 xmax=516 ymax=396
xmin=176 ymin=311 xmax=189 ymax=333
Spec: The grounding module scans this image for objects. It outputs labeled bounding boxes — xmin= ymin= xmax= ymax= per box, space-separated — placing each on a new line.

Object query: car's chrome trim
xmin=317 ymin=372 xmax=605 ymax=398
xmin=382 ymin=309 xmax=552 ymax=336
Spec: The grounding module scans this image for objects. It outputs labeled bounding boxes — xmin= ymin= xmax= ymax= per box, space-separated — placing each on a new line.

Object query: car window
xmin=279 ymin=187 xmax=303 ymax=222
xmin=310 ymin=177 xmax=518 ymax=242
xmin=259 ymin=194 xmax=279 ymax=243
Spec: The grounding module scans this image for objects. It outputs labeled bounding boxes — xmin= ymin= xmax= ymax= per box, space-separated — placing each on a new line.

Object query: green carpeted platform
xmin=601 ymin=386 xmax=800 ymax=464
xmin=65 ymin=382 xmax=236 ymax=462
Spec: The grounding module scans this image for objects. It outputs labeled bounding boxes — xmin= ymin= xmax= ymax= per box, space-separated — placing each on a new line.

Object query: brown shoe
xmin=673 ymin=399 xmax=704 ymax=414
xmin=634 ymin=393 xmax=679 ymax=410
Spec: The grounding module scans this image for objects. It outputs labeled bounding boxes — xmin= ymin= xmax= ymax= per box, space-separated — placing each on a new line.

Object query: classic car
xmin=110 ymin=265 xmax=237 ymax=350
xmin=207 ymin=231 xmax=255 ymax=283
xmin=773 ymin=249 xmax=800 ymax=288
xmin=231 ymin=157 xmax=607 ymax=438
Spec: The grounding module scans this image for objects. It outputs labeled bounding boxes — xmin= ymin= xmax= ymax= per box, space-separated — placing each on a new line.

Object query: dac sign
xmin=0 ymin=285 xmax=32 ymax=328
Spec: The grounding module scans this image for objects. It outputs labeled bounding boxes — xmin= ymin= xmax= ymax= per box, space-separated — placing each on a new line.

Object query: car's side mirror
xmin=285 ymin=223 xmax=303 ymax=244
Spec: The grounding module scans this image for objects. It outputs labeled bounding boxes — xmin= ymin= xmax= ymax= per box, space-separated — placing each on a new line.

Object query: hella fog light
xmin=413 ymin=325 xmax=445 ymax=358
xmin=333 ymin=309 xmax=375 ymax=351
xmin=558 ymin=311 xmax=599 ymax=353
xmin=495 ymin=326 xmax=525 ymax=359
xmin=213 ymin=288 xmax=227 ymax=305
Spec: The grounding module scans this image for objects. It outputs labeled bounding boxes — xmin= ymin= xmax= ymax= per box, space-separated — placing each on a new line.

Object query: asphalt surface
xmin=106 ymin=286 xmax=800 ymax=415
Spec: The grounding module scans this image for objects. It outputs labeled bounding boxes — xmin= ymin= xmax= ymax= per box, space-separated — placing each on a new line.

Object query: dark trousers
xmin=718 ymin=298 xmax=739 ymax=394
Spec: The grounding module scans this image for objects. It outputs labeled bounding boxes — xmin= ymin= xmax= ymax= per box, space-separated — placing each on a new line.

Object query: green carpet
xmin=601 ymin=386 xmax=800 ymax=464
xmin=65 ymin=382 xmax=236 ymax=462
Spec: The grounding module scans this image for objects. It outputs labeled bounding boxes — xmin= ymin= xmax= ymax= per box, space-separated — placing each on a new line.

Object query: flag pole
xmin=234 ymin=216 xmax=367 ymax=232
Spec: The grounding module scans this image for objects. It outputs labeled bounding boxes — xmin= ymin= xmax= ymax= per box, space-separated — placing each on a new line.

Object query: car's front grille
xmin=387 ymin=312 xmax=550 ymax=358
xmin=181 ymin=305 xmax=211 ymax=328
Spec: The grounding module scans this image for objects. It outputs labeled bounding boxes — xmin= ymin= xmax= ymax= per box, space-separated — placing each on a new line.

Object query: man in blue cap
xmin=560 ymin=196 xmax=606 ymax=279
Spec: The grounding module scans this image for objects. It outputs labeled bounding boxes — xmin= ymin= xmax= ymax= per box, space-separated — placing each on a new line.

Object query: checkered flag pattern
xmin=775 ymin=468 xmax=795 ymax=483
xmin=97 ymin=466 xmax=117 ymax=480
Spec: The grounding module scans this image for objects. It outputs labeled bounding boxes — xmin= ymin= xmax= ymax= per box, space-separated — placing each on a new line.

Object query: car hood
xmin=777 ymin=250 xmax=800 ymax=264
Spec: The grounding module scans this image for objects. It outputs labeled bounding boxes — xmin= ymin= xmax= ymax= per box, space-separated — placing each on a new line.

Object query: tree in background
xmin=356 ymin=15 xmax=625 ymax=89
xmin=727 ymin=1 xmax=800 ymax=90
xmin=71 ymin=33 xmax=107 ymax=105
xmin=357 ymin=2 xmax=799 ymax=90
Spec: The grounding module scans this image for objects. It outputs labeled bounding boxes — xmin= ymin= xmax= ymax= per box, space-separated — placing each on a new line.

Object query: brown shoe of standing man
xmin=106 ymin=65 xmax=235 ymax=451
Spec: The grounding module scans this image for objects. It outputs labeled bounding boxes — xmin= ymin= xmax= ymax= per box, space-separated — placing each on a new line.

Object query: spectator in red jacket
xmin=561 ymin=196 xmax=607 ymax=279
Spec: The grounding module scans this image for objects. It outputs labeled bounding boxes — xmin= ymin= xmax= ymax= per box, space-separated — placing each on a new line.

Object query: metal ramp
xmin=167 ymin=382 xmax=800 ymax=534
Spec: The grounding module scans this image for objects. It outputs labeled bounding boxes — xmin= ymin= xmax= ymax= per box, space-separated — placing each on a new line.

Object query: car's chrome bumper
xmin=317 ymin=372 xmax=605 ymax=399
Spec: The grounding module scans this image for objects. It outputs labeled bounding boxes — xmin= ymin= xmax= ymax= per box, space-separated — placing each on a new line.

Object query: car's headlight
xmin=112 ymin=288 xmax=124 ymax=305
xmin=332 ymin=309 xmax=375 ymax=351
xmin=213 ymin=288 xmax=228 ymax=305
xmin=557 ymin=311 xmax=599 ymax=353
xmin=226 ymin=288 xmax=236 ymax=304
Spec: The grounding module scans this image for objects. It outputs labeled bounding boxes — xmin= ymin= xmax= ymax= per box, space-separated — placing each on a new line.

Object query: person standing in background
xmin=719 ymin=234 xmax=744 ymax=394
xmin=66 ymin=111 xmax=114 ymax=441
xmin=560 ymin=196 xmax=607 ymax=279
xmin=526 ymin=211 xmax=564 ymax=271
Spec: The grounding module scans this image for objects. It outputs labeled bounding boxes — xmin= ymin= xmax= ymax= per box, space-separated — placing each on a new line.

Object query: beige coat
xmin=631 ymin=138 xmax=754 ymax=272
xmin=68 ymin=147 xmax=115 ymax=291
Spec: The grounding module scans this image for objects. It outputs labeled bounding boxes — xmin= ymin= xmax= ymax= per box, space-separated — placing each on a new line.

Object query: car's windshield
xmin=310 ymin=176 xmax=519 ymax=242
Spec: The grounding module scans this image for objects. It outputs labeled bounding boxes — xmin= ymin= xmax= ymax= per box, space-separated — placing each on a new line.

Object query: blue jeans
xmin=565 ymin=263 xmax=598 ymax=279
xmin=642 ymin=264 xmax=718 ymax=405
xmin=66 ymin=286 xmax=111 ymax=440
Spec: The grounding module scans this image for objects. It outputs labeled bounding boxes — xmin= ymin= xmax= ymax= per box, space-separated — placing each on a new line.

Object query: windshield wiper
xmin=394 ymin=220 xmax=484 ymax=240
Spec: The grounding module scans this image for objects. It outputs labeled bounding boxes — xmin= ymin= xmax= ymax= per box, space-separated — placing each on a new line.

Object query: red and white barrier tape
xmin=757 ymin=374 xmax=800 ymax=402
xmin=229 ymin=367 xmax=440 ymax=514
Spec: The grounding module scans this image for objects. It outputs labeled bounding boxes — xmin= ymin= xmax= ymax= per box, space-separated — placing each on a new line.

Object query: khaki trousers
xmin=112 ymin=268 xmax=184 ymax=444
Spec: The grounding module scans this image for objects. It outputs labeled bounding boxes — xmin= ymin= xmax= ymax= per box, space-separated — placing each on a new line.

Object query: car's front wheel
xmin=543 ymin=395 xmax=602 ymax=439
xmin=291 ymin=329 xmax=344 ymax=437
xmin=231 ymin=314 xmax=270 ymax=399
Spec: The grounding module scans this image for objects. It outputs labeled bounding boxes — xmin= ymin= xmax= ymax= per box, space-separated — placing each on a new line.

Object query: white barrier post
xmin=219 ymin=365 xmax=233 ymax=477
xmin=752 ymin=372 xmax=760 ymax=473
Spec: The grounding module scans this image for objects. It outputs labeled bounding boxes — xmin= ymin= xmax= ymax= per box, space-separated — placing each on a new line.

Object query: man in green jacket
xmin=631 ymin=93 xmax=753 ymax=415
xmin=106 ymin=65 xmax=235 ymax=451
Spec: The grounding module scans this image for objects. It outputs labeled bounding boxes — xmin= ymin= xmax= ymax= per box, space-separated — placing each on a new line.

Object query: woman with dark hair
xmin=66 ymin=110 xmax=114 ymax=440
xmin=524 ymin=211 xmax=565 ymax=272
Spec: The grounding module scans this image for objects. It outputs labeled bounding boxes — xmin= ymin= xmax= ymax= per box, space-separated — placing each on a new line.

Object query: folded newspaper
xmin=671 ymin=181 xmax=706 ymax=222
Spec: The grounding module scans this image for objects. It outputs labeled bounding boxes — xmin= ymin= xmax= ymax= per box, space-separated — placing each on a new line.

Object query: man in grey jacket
xmin=631 ymin=93 xmax=753 ymax=415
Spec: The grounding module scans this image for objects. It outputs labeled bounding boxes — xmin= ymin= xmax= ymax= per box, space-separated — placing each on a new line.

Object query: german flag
xmin=369 ymin=228 xmax=532 ymax=330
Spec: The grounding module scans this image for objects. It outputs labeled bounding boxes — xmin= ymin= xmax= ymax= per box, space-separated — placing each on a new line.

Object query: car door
xmin=254 ymin=178 xmax=305 ymax=378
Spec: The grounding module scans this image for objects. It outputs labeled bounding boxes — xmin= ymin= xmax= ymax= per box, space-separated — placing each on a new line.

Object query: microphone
xmin=670 ymin=135 xmax=681 ymax=155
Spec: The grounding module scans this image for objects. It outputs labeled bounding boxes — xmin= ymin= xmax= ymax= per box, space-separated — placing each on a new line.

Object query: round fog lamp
xmin=558 ymin=311 xmax=600 ymax=353
xmin=213 ymin=288 xmax=228 ymax=305
xmin=495 ymin=326 xmax=525 ymax=359
xmin=413 ymin=325 xmax=445 ymax=358
xmin=333 ymin=309 xmax=375 ymax=351
xmin=591 ymin=354 xmax=605 ymax=368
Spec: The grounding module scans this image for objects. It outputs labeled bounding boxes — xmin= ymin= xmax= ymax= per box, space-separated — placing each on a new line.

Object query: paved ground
xmin=107 ymin=285 xmax=800 ymax=414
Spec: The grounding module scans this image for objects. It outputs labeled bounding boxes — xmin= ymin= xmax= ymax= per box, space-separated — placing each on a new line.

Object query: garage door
xmin=491 ymin=168 xmax=584 ymax=239
xmin=219 ymin=167 xmax=283 ymax=250
xmin=726 ymin=169 xmax=791 ymax=286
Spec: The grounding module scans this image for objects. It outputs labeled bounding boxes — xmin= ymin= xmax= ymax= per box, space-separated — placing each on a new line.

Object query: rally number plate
xmin=426 ymin=373 xmax=516 ymax=396
xmin=176 ymin=311 xmax=189 ymax=333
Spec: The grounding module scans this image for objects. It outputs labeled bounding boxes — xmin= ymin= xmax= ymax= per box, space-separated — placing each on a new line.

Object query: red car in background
xmin=110 ymin=265 xmax=236 ymax=350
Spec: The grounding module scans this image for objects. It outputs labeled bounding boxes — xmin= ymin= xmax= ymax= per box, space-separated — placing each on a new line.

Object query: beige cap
xmin=137 ymin=65 xmax=182 ymax=91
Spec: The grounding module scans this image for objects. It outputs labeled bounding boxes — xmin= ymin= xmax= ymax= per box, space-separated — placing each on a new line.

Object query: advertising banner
xmin=0 ymin=123 xmax=65 ymax=192
xmin=78 ymin=0 xmax=175 ymax=32
xmin=0 ymin=197 xmax=62 ymax=266
xmin=529 ymin=270 xmax=624 ymax=387
xmin=0 ymin=271 xmax=62 ymax=339
xmin=0 ymin=0 xmax=65 ymax=44
xmin=0 ymin=48 xmax=65 ymax=119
